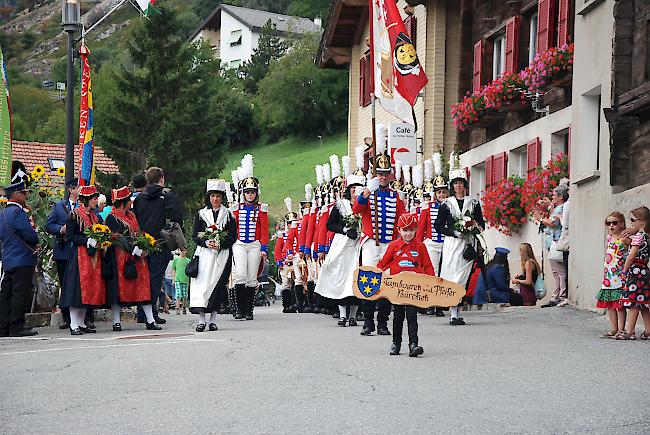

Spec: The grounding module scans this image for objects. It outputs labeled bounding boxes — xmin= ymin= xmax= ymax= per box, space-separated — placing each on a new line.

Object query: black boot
xmin=293 ymin=285 xmax=306 ymax=313
xmin=390 ymin=342 xmax=401 ymax=355
xmin=245 ymin=287 xmax=255 ymax=320
xmin=304 ymin=281 xmax=315 ymax=312
xmin=234 ymin=284 xmax=245 ymax=319
xmin=360 ymin=322 xmax=375 ymax=336
xmin=337 ymin=317 xmax=347 ymax=327
xmin=409 ymin=343 xmax=424 ymax=357
xmin=281 ymin=289 xmax=296 ymax=313
xmin=377 ymin=323 xmax=391 ymax=336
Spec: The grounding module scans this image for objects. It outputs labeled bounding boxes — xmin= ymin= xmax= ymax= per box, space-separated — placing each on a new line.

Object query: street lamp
xmin=62 ymin=0 xmax=80 ymax=190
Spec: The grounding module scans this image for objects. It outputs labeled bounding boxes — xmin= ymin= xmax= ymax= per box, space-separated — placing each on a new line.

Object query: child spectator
xmin=617 ymin=206 xmax=650 ymax=340
xmin=172 ymin=248 xmax=191 ymax=315
xmin=376 ymin=214 xmax=434 ymax=357
xmin=597 ymin=212 xmax=628 ymax=338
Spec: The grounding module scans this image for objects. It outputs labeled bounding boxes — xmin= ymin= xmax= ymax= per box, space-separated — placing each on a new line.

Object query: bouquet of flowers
xmin=343 ymin=213 xmax=362 ymax=229
xmin=133 ymin=232 xmax=159 ymax=255
xmin=453 ymin=211 xmax=482 ymax=239
xmin=84 ymin=223 xmax=113 ymax=253
xmin=198 ymin=224 xmax=227 ymax=248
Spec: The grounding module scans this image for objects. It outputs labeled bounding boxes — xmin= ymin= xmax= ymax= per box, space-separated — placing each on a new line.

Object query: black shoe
xmin=356 ymin=312 xmax=364 ymax=321
xmin=457 ymin=318 xmax=466 ymax=325
xmin=146 ymin=322 xmax=162 ymax=331
xmin=435 ymin=309 xmax=446 ymax=317
xmin=450 ymin=318 xmax=459 ymax=325
xmin=85 ymin=322 xmax=96 ymax=330
xmin=425 ymin=308 xmax=436 ymax=316
xmin=113 ymin=323 xmax=122 ymax=332
xmin=348 ymin=318 xmax=358 ymax=327
xmin=337 ymin=318 xmax=347 ymax=327
xmin=360 ymin=324 xmax=375 ymax=336
xmin=154 ymin=316 xmax=167 ymax=324
xmin=9 ymin=328 xmax=38 ymax=337
xmin=409 ymin=343 xmax=424 ymax=357
xmin=377 ymin=326 xmax=391 ymax=336
xmin=245 ymin=313 xmax=254 ymax=321
xmin=390 ymin=342 xmax=401 ymax=355
xmin=282 ymin=308 xmax=291 ymax=313
xmin=59 ymin=322 xmax=70 ymax=330
xmin=303 ymin=306 xmax=314 ymax=313
xmin=70 ymin=328 xmax=83 ymax=336
xmin=208 ymin=323 xmax=218 ymax=331
xmin=79 ymin=326 xmax=96 ymax=333
xmin=234 ymin=313 xmax=244 ymax=320
xmin=541 ymin=300 xmax=558 ymax=308
xmin=195 ymin=323 xmax=206 ymax=332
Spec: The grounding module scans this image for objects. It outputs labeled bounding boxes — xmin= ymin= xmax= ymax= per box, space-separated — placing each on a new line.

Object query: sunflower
xmin=144 ymin=232 xmax=156 ymax=246
xmin=30 ymin=171 xmax=41 ymax=182
xmin=57 ymin=167 xmax=65 ymax=177
xmin=91 ymin=223 xmax=104 ymax=233
xmin=59 ymin=188 xmax=65 ymax=196
xmin=33 ymin=165 xmax=45 ymax=176
xmin=100 ymin=241 xmax=112 ymax=250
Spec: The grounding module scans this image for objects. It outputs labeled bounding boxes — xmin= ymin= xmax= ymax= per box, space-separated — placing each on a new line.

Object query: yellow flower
xmin=91 ymin=223 xmax=104 ymax=233
xmin=57 ymin=167 xmax=65 ymax=177
xmin=58 ymin=188 xmax=65 ymax=196
xmin=0 ymin=198 xmax=7 ymax=204
xmin=100 ymin=241 xmax=112 ymax=249
xmin=144 ymin=232 xmax=155 ymax=246
xmin=30 ymin=171 xmax=41 ymax=182
xmin=33 ymin=165 xmax=45 ymax=176
xmin=100 ymin=225 xmax=111 ymax=234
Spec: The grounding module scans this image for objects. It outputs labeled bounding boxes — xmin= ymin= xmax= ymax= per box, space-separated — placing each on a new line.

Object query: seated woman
xmin=511 ymin=243 xmax=541 ymax=306
xmin=472 ymin=248 xmax=520 ymax=306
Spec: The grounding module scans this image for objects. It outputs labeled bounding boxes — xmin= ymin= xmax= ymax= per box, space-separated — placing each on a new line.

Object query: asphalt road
xmin=1 ymin=304 xmax=649 ymax=434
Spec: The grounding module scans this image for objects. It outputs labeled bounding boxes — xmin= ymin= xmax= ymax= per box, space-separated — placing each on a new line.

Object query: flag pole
xmin=369 ymin=0 xmax=380 ymax=247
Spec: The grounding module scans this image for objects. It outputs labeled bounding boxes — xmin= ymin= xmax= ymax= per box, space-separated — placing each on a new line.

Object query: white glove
xmin=87 ymin=238 xmax=98 ymax=248
xmin=453 ymin=230 xmax=462 ymax=238
xmin=367 ymin=177 xmax=380 ymax=193
xmin=132 ymin=246 xmax=143 ymax=257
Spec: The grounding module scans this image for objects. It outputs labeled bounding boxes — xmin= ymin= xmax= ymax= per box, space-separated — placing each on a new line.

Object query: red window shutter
xmin=526 ymin=137 xmax=541 ymax=175
xmin=410 ymin=16 xmax=417 ymax=49
xmin=485 ymin=155 xmax=494 ymax=188
xmin=492 ymin=152 xmax=507 ymax=183
xmin=537 ymin=0 xmax=555 ymax=54
xmin=473 ymin=40 xmax=484 ymax=92
xmin=504 ymin=16 xmax=520 ymax=74
xmin=359 ymin=57 xmax=365 ymax=107
xmin=365 ymin=55 xmax=372 ymax=106
xmin=557 ymin=0 xmax=571 ymax=46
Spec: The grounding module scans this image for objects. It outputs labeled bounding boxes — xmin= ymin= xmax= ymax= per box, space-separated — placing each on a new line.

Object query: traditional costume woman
xmin=190 ymin=179 xmax=237 ymax=331
xmin=434 ymin=163 xmax=485 ymax=325
xmin=104 ymin=186 xmax=160 ymax=331
xmin=232 ymin=155 xmax=269 ymax=320
xmin=315 ymin=156 xmax=365 ymax=327
xmin=60 ymin=185 xmax=106 ymax=335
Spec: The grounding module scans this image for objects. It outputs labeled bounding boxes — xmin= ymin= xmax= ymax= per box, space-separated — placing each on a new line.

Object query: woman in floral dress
xmin=596 ymin=212 xmax=628 ymax=338
xmin=617 ymin=206 xmax=650 ymax=340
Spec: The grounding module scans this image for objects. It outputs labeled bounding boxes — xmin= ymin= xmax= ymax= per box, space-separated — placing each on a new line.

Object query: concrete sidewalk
xmin=1 ymin=305 xmax=649 ymax=434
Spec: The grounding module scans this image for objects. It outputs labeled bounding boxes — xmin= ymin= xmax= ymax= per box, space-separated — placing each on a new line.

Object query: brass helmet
xmin=391 ymin=179 xmax=404 ymax=191
xmin=413 ymin=187 xmax=424 ymax=200
xmin=433 ymin=175 xmax=448 ymax=191
xmin=285 ymin=212 xmax=298 ymax=222
xmin=375 ymin=151 xmax=392 ymax=173
xmin=241 ymin=176 xmax=259 ymax=191
xmin=423 ymin=180 xmax=435 ymax=193
xmin=332 ymin=175 xmax=345 ymax=191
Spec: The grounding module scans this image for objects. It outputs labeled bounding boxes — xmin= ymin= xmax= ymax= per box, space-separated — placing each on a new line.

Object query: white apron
xmin=439 ymin=196 xmax=478 ymax=287
xmin=315 ymin=199 xmax=361 ymax=300
xmin=190 ymin=207 xmax=232 ymax=309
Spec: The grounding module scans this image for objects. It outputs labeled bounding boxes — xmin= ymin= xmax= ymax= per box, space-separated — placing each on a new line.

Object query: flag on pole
xmin=136 ymin=0 xmax=157 ymax=16
xmin=0 ymin=45 xmax=12 ymax=186
xmin=369 ymin=0 xmax=428 ymax=125
xmin=78 ymin=45 xmax=95 ymax=186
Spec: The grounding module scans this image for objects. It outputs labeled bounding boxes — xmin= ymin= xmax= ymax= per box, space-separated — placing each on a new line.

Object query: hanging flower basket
xmin=482 ymin=176 xmax=527 ymax=236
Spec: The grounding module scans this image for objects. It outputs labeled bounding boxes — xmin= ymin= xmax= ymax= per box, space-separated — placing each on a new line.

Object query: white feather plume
xmin=231 ymin=170 xmax=240 ymax=186
xmin=240 ymin=154 xmax=254 ymax=178
xmin=376 ymin=124 xmax=387 ymax=153
xmin=413 ymin=164 xmax=423 ymax=188
xmin=424 ymin=159 xmax=433 ymax=181
xmin=315 ymin=165 xmax=323 ymax=185
xmin=329 ymin=155 xmax=341 ymax=178
xmin=403 ymin=165 xmax=411 ymax=184
xmin=342 ymin=155 xmax=351 ymax=177
xmin=322 ymin=163 xmax=331 ymax=182
xmin=395 ymin=160 xmax=403 ymax=181
xmin=433 ymin=152 xmax=443 ymax=176
xmin=284 ymin=197 xmax=293 ymax=213
xmin=355 ymin=146 xmax=364 ymax=169
xmin=236 ymin=166 xmax=246 ymax=181
xmin=305 ymin=183 xmax=313 ymax=202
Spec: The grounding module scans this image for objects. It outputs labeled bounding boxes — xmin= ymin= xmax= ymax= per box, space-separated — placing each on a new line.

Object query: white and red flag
xmin=370 ymin=0 xmax=428 ymax=125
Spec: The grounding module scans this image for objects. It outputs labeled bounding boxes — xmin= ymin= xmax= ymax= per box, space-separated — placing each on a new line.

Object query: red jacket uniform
xmin=376 ymin=238 xmax=436 ymax=276
xmin=233 ymin=203 xmax=269 ymax=252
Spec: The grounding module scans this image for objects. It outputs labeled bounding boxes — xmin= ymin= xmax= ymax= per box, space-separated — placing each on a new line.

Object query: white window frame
xmin=229 ymin=59 xmax=242 ymax=69
xmin=229 ymin=29 xmax=242 ymax=46
xmin=509 ymin=145 xmax=528 ymax=178
xmin=529 ymin=13 xmax=538 ymax=63
xmin=492 ymin=35 xmax=506 ymax=80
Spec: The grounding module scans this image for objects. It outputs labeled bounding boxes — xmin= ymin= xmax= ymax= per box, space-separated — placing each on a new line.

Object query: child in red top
xmin=376 ymin=214 xmax=434 ymax=357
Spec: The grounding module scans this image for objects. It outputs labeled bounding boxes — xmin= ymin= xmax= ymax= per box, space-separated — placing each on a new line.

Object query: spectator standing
xmin=0 ymin=181 xmax=39 ymax=337
xmin=130 ymin=173 xmax=146 ymax=203
xmin=172 ymin=248 xmax=190 ymax=314
xmin=161 ymin=258 xmax=174 ymax=313
xmin=133 ymin=167 xmax=184 ymax=324
xmin=539 ymin=185 xmax=568 ymax=307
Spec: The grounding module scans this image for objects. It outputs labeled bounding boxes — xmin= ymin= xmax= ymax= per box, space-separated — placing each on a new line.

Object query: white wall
xmin=219 ymin=11 xmax=255 ymax=67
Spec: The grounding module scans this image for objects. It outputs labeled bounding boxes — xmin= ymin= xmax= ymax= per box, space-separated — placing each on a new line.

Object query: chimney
xmin=314 ymin=17 xmax=322 ymax=29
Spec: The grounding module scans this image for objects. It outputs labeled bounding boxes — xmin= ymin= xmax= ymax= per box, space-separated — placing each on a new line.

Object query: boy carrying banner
xmin=376 ymin=214 xmax=434 ymax=357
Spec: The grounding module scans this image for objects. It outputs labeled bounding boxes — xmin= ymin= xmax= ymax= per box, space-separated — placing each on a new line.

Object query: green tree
xmin=98 ymin=3 xmax=228 ymax=203
xmin=254 ymin=35 xmax=348 ymax=140
xmin=33 ymin=109 xmax=66 ymax=144
xmin=10 ymin=84 xmax=59 ymax=140
xmin=239 ymin=21 xmax=287 ymax=95
xmin=288 ymin=0 xmax=331 ymax=19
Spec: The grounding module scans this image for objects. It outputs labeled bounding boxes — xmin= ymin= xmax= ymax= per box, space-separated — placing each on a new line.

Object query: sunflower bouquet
xmin=85 ymin=223 xmax=113 ymax=250
xmin=133 ymin=232 xmax=160 ymax=255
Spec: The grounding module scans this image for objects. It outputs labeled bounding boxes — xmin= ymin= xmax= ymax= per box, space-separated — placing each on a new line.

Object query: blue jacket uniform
xmin=473 ymin=264 xmax=511 ymax=304
xmin=45 ymin=199 xmax=74 ymax=261
xmin=0 ymin=203 xmax=38 ymax=270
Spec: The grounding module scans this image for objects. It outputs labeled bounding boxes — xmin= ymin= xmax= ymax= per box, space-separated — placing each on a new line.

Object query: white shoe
xmin=556 ymin=299 xmax=569 ymax=307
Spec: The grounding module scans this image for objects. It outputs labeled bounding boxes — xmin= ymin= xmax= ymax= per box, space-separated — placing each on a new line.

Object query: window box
xmin=548 ymin=72 xmax=573 ymax=89
xmin=472 ymin=109 xmax=507 ymax=128
xmin=500 ymin=99 xmax=530 ymax=112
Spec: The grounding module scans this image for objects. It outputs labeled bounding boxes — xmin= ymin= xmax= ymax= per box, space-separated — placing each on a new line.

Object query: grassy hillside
xmin=219 ymin=134 xmax=347 ymax=224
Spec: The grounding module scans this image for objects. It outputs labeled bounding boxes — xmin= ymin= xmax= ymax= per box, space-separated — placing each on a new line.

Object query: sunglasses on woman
xmin=630 ymin=217 xmax=637 ymax=222
xmin=605 ymin=220 xmax=619 ymax=226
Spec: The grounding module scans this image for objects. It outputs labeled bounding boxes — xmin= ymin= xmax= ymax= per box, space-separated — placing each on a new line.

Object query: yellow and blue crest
xmin=357 ymin=270 xmax=382 ymax=298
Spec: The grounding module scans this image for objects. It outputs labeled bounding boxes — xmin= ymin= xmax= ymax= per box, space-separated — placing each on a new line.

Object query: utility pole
xmin=62 ymin=0 xmax=81 ymax=193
